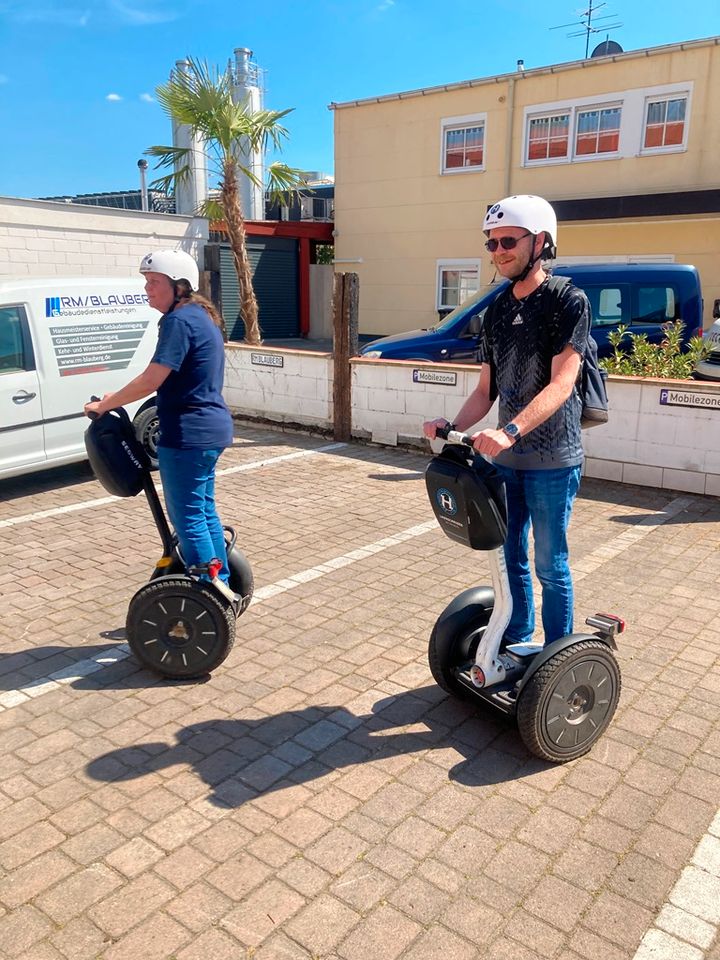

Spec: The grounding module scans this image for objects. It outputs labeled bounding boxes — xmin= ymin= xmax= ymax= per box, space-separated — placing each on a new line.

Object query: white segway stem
xmin=471 ymin=547 xmax=513 ymax=688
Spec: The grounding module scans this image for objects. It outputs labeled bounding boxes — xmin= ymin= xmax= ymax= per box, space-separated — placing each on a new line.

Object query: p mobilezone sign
xmin=413 ymin=369 xmax=457 ymax=386
xmin=659 ymin=388 xmax=720 ymax=410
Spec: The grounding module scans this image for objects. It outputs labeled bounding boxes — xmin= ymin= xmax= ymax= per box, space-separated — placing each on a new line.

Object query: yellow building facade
xmin=331 ymin=36 xmax=720 ymax=336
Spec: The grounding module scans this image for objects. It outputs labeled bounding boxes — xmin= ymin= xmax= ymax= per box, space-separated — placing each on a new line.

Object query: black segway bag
xmin=85 ymin=409 xmax=150 ymax=498
xmin=425 ymin=445 xmax=508 ymax=551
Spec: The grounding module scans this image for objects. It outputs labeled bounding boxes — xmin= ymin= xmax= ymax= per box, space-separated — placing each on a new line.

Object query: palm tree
xmin=146 ymin=57 xmax=305 ymax=345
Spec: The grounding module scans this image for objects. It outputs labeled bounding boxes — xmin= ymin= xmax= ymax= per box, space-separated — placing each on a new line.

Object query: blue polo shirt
xmin=151 ymin=303 xmax=233 ymax=450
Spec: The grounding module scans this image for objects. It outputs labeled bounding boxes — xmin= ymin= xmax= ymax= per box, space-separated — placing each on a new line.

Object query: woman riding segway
xmin=84 ymin=249 xmax=252 ymax=678
xmin=85 ymin=249 xmax=233 ymax=586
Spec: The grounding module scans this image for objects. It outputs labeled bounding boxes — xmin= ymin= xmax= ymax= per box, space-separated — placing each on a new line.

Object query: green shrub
xmin=600 ymin=321 xmax=710 ymax=379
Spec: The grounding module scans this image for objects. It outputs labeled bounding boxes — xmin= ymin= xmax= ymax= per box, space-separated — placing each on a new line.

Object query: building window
xmin=524 ymin=83 xmax=691 ymax=166
xmin=643 ymin=96 xmax=687 ymax=150
xmin=441 ymin=114 xmax=486 ymax=173
xmin=575 ymin=106 xmax=621 ymax=156
xmin=527 ymin=106 xmax=621 ymax=162
xmin=527 ymin=114 xmax=570 ymax=161
xmin=437 ymin=261 xmax=481 ymax=310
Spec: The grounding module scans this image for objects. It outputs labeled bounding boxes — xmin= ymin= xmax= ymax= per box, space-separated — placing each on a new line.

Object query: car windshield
xmin=433 ymin=280 xmax=509 ymax=333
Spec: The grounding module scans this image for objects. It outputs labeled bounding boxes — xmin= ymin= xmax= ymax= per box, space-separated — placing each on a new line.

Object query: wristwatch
xmin=502 ymin=422 xmax=521 ymax=443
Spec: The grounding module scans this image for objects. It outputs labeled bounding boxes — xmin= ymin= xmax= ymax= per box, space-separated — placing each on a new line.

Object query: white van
xmin=0 ymin=276 xmax=160 ymax=481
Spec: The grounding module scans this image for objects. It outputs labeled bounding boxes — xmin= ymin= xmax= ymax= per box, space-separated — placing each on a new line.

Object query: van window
xmin=635 ymin=285 xmax=677 ymax=325
xmin=584 ymin=285 xmax=629 ymax=327
xmin=0 ymin=306 xmax=32 ymax=373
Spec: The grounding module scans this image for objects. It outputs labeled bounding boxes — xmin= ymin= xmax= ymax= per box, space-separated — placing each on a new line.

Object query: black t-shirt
xmin=478 ymin=277 xmax=590 ymax=469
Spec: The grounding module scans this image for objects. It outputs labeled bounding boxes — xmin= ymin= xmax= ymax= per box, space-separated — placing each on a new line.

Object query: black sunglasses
xmin=485 ymin=231 xmax=533 ymax=252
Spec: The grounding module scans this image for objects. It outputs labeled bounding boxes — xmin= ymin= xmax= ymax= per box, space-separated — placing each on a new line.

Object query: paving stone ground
xmin=1 ymin=423 xmax=719 ymax=960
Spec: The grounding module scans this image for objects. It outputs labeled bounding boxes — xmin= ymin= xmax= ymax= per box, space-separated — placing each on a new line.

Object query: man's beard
xmin=502 ymin=255 xmax=530 ymax=280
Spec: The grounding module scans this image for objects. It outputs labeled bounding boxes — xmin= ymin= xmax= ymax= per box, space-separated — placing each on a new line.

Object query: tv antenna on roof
xmin=550 ymin=1 xmax=623 ymax=59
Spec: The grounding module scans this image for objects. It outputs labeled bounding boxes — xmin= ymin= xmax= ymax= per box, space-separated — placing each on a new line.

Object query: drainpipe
xmin=503 ymin=73 xmax=517 ymax=197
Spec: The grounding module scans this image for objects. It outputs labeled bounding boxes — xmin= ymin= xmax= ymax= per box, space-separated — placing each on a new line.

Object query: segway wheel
xmin=126 ymin=577 xmax=235 ymax=679
xmin=228 ymin=546 xmax=254 ymax=615
xmin=428 ymin=611 xmax=491 ymax=699
xmin=517 ymin=639 xmax=621 ymax=763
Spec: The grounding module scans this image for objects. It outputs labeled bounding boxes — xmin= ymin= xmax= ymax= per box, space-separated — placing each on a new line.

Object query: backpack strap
xmin=540 ymin=274 xmax=581 ymax=377
xmin=541 ymin=274 xmax=572 ymax=320
xmin=483 ymin=296 xmax=499 ymax=402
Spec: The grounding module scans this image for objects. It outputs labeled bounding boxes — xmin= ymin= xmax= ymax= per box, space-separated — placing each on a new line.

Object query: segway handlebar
xmin=87 ymin=396 xmax=134 ymax=430
xmin=86 ymin=395 xmax=102 ymax=420
xmin=435 ymin=424 xmax=475 ymax=448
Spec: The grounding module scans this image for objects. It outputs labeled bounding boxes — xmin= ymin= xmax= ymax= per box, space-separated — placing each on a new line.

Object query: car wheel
xmin=133 ymin=405 xmax=159 ymax=469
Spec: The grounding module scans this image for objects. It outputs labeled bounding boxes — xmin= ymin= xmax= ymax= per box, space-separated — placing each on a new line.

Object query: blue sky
xmin=0 ymin=0 xmax=718 ymax=199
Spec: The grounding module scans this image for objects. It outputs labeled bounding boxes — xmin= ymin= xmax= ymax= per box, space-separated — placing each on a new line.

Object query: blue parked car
xmin=359 ymin=263 xmax=704 ymax=363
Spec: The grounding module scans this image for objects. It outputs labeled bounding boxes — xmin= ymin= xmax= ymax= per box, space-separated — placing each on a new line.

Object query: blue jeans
xmin=494 ymin=464 xmax=581 ymax=646
xmin=157 ymin=446 xmax=229 ymax=583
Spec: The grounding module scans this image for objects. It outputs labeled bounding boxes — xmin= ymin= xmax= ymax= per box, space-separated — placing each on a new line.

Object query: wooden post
xmin=333 ymin=272 xmax=359 ymax=442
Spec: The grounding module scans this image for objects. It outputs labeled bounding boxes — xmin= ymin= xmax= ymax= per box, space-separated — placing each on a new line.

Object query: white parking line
xmin=0 ymin=494 xmax=694 ymax=713
xmin=0 ymin=443 xmax=346 ymax=530
xmin=573 ymin=496 xmax=693 ymax=582
xmin=0 ymin=517 xmax=438 ymax=712
xmin=1 ymin=477 xmax=715 ymax=957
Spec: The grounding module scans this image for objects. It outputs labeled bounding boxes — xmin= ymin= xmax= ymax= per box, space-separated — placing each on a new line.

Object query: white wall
xmin=351 ymin=358 xmax=492 ymax=445
xmin=0 ymin=196 xmax=208 ymax=278
xmin=224 ymin=349 xmax=720 ymax=495
xmin=224 ymin=343 xmax=332 ymax=428
xmin=583 ymin=378 xmax=720 ymax=495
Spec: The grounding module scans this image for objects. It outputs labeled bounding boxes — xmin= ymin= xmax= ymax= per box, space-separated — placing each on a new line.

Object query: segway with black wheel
xmin=426 ymin=427 xmax=622 ymax=762
xmin=85 ymin=403 xmax=253 ymax=679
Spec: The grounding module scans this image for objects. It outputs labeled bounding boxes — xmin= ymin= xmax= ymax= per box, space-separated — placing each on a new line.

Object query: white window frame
xmin=524 ymin=99 xmax=622 ymax=166
xmin=640 ymin=89 xmax=691 ymax=156
xmin=440 ymin=113 xmax=487 ymax=175
xmin=522 ymin=82 xmax=693 ymax=167
xmin=436 ymin=259 xmax=482 ymax=311
xmin=525 ymin=111 xmax=572 ymax=165
xmin=573 ymin=102 xmax=623 ymax=159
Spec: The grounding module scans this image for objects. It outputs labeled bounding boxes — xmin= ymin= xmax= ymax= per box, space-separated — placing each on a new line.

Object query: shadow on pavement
xmin=0 ymin=460 xmax=96 ymax=502
xmin=85 ymin=685 xmax=540 ymax=803
xmin=367 ymin=472 xmax=424 ymax=482
xmin=0 ymin=640 xmax=191 ymax=693
xmin=579 ymin=477 xmax=720 ymax=525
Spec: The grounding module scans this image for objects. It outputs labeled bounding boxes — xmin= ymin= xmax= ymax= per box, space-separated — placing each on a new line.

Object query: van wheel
xmin=134 ymin=406 xmax=159 ymax=469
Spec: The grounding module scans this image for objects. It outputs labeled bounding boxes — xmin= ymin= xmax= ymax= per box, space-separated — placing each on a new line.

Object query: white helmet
xmin=483 ymin=195 xmax=557 ymax=258
xmin=139 ymin=249 xmax=200 ymax=291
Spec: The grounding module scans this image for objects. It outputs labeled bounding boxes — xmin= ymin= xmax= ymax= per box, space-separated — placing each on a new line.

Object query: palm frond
xmin=265 ymin=162 xmax=308 ymax=206
xmin=155 ymin=57 xmax=235 ymax=153
xmin=198 ymin=197 xmax=226 ymax=221
xmin=144 ymin=144 xmax=190 ymax=170
xmin=152 ymin=57 xmax=297 ymax=161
